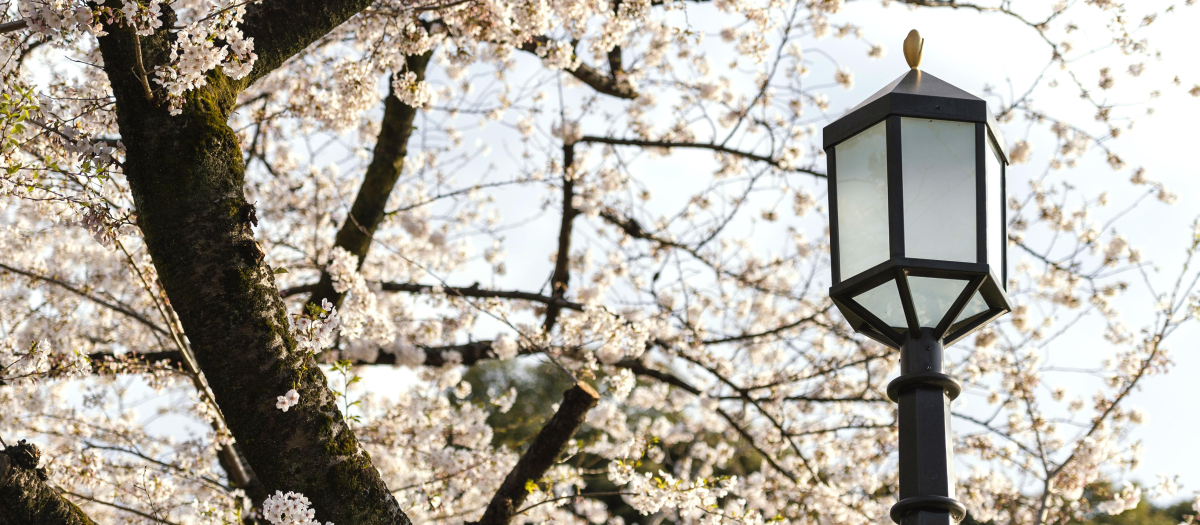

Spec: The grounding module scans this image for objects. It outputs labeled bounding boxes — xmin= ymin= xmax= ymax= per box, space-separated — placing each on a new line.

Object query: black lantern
xmin=823 ymin=40 xmax=1012 ymax=350
xmin=823 ymin=31 xmax=1013 ymax=525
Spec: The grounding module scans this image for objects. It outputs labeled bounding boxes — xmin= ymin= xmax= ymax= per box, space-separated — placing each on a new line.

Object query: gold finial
xmin=903 ymin=29 xmax=924 ymax=70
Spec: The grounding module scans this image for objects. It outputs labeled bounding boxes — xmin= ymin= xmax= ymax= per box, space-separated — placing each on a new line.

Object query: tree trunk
xmin=95 ymin=18 xmax=409 ymax=525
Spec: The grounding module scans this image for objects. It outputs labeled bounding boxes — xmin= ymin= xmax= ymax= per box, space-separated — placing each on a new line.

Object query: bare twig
xmin=131 ymin=33 xmax=154 ymax=101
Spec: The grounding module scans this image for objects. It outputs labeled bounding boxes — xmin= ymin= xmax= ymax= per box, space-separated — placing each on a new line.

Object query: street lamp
xmin=822 ymin=30 xmax=1013 ymax=525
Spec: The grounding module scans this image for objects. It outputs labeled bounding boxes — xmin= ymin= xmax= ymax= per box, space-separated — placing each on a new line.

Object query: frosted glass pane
xmin=855 ymin=279 xmax=906 ymax=329
xmin=954 ymin=291 xmax=989 ymax=324
xmin=908 ymin=276 xmax=967 ymax=328
xmin=901 ymin=118 xmax=976 ymax=262
xmin=986 ymin=137 xmax=1004 ymax=285
xmin=836 ymin=121 xmax=889 ymax=279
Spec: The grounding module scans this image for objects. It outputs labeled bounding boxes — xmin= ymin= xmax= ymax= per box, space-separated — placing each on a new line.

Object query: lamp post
xmin=822 ymin=30 xmax=1013 ymax=525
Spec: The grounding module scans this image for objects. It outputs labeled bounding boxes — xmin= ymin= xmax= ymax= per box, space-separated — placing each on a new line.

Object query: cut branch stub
xmin=471 ymin=382 xmax=600 ymax=525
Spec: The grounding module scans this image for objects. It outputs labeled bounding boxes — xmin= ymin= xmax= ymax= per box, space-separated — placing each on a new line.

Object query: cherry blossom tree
xmin=1 ymin=0 xmax=1199 ymax=524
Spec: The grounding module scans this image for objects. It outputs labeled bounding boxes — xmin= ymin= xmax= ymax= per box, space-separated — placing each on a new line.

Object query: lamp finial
xmin=903 ymin=29 xmax=924 ymax=70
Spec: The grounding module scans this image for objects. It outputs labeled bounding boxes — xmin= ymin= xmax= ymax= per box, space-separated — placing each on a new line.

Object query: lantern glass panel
xmin=954 ymin=291 xmax=989 ymax=323
xmin=855 ymin=279 xmax=906 ymax=329
xmin=835 ymin=121 xmax=890 ymax=279
xmin=986 ymin=135 xmax=1004 ymax=284
xmin=907 ymin=276 xmax=967 ymax=327
xmin=901 ymin=118 xmax=976 ymax=263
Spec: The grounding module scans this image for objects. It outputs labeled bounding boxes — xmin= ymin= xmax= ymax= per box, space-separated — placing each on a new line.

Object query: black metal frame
xmin=829 ymin=258 xmax=1009 ymax=348
xmin=824 ymin=70 xmax=1011 ymax=351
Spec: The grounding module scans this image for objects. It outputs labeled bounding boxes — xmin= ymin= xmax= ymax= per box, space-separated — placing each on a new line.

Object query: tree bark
xmin=307 ymin=53 xmax=432 ymax=310
xmin=94 ymin=2 xmax=409 ymax=522
xmin=0 ymin=450 xmax=97 ymax=525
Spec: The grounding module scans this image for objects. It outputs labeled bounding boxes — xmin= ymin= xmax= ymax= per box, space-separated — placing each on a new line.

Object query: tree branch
xmin=578 ymin=135 xmax=824 ymax=177
xmin=470 ymin=383 xmax=599 ymax=525
xmin=0 ymin=262 xmax=170 ymax=336
xmin=611 ymin=359 xmax=799 ymax=483
xmin=518 ymin=37 xmax=638 ymax=100
xmin=95 ymin=5 xmax=411 ymax=519
xmin=0 ymin=446 xmax=98 ymax=525
xmin=381 ymin=283 xmax=585 ymax=312
xmin=306 ymin=53 xmax=433 ymax=310
xmin=0 ymin=19 xmax=27 ymax=34
xmin=545 ymin=143 xmax=579 ymax=331
xmin=282 ymin=281 xmax=585 ymax=313
xmin=238 ymin=0 xmax=379 ymax=87
xmin=90 ymin=340 xmax=516 ymax=371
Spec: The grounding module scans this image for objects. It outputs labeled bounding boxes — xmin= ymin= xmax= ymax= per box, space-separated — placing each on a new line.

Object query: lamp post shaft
xmin=888 ymin=328 xmax=967 ymax=524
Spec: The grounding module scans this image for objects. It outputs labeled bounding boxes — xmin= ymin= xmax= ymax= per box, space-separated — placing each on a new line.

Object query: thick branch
xmin=306 ymin=54 xmax=432 ymax=310
xmin=90 ymin=340 xmax=513 ymax=371
xmin=283 ymin=282 xmax=584 ymax=312
xmin=0 ymin=19 xmax=27 ymax=34
xmin=518 ymin=37 xmax=638 ymax=100
xmin=238 ymin=0 xmax=378 ymax=87
xmin=0 ymin=447 xmax=97 ymax=525
xmin=378 ymin=341 xmax=505 ymax=367
xmin=471 ymin=383 xmax=599 ymax=525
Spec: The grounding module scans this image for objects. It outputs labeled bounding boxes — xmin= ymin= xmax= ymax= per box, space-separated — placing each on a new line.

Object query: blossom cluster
xmin=152 ymin=1 xmax=259 ymax=114
xmin=276 ymin=388 xmax=299 ymax=412
xmin=290 ymin=299 xmax=340 ymax=354
xmin=261 ymin=491 xmax=333 ymax=525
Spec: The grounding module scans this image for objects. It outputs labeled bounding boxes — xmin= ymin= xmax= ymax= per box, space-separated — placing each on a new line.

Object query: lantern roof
xmin=851 ymin=69 xmax=980 ymax=112
xmin=823 ymin=69 xmax=1008 ymax=162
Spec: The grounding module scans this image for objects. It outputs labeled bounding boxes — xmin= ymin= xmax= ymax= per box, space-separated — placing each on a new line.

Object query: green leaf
xmin=273 ymin=267 xmax=289 ymax=274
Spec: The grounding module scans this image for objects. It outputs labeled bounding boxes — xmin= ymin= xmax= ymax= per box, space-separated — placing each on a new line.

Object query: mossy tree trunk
xmin=90 ymin=1 xmax=410 ymax=523
xmin=0 ymin=450 xmax=98 ymax=525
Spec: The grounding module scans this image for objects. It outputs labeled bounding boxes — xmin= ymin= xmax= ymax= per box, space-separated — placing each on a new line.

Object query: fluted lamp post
xmin=822 ymin=30 xmax=1013 ymax=525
